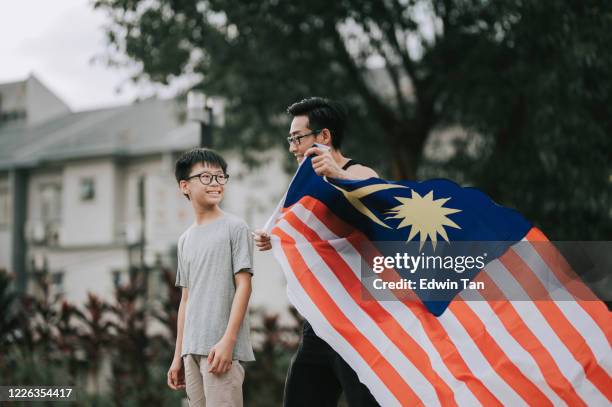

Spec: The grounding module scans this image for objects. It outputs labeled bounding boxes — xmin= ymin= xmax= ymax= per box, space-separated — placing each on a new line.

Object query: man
xmin=254 ymin=97 xmax=379 ymax=407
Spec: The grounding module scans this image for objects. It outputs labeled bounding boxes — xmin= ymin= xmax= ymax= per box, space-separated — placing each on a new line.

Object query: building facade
xmin=0 ymin=75 xmax=289 ymax=312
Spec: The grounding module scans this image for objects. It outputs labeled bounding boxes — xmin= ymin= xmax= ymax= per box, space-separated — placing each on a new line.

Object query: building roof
xmin=0 ymin=97 xmax=200 ymax=170
xmin=0 ymin=74 xmax=72 ymax=126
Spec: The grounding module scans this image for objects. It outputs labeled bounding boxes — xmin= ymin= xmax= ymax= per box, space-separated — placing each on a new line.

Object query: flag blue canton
xmin=284 ymin=156 xmax=532 ymax=315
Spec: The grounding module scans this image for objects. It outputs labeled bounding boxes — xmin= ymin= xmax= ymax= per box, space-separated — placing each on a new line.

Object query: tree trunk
xmin=385 ymin=118 xmax=432 ymax=181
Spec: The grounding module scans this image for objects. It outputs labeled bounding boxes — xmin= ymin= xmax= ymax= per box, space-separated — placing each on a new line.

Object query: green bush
xmin=0 ymin=268 xmax=300 ymax=406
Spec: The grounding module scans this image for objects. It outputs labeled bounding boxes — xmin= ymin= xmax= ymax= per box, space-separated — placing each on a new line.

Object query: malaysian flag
xmin=264 ymin=155 xmax=611 ymax=406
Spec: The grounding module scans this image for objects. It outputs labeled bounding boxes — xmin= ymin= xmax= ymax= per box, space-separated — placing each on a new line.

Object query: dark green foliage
xmin=93 ymin=0 xmax=611 ymax=243
xmin=419 ymin=1 xmax=612 ymax=241
xmin=0 ymin=270 xmax=20 ymax=350
xmin=0 ymin=268 xmax=300 ymax=406
xmin=244 ymin=308 xmax=302 ymax=405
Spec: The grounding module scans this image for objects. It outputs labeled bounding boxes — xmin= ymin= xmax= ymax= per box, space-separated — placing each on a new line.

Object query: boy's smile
xmin=204 ymin=187 xmax=223 ymax=200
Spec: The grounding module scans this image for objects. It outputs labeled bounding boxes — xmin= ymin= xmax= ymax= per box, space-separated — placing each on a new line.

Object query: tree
xmin=94 ymin=0 xmax=611 ymax=240
xmin=424 ymin=1 xmax=612 ymax=242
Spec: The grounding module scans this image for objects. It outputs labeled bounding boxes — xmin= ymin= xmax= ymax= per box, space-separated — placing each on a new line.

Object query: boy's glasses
xmin=286 ymin=129 xmax=322 ymax=146
xmin=186 ymin=171 xmax=230 ymax=185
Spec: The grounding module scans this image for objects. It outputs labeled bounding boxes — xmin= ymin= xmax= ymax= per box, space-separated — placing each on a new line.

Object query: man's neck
xmin=193 ymin=205 xmax=224 ymax=225
xmin=330 ymin=148 xmax=349 ymax=167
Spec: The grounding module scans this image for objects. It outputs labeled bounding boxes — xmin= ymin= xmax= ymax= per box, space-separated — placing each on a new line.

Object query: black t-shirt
xmin=341 ymin=159 xmax=360 ymax=170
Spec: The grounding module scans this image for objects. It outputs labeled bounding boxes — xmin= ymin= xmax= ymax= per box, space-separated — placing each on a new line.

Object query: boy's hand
xmin=167 ymin=357 xmax=185 ymax=390
xmin=253 ymin=229 xmax=272 ymax=251
xmin=207 ymin=336 xmax=235 ymax=375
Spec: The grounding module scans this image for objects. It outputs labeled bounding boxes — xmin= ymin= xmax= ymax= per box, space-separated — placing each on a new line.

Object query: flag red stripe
xmin=525 ymin=228 xmax=612 ymax=346
xmin=284 ymin=210 xmax=458 ymax=406
xmin=295 ymin=195 xmax=602 ymax=404
xmin=293 ymin=196 xmax=504 ymax=406
xmin=288 ymin=206 xmax=566 ymax=405
xmin=449 ymin=300 xmax=554 ymax=406
xmin=476 ymin=272 xmax=588 ymax=406
xmin=500 ymin=250 xmax=612 ymax=401
xmin=272 ymin=226 xmax=420 ymax=405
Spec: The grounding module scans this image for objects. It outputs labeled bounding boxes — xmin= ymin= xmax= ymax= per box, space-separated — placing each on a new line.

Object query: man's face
xmin=181 ymin=162 xmax=225 ymax=206
xmin=288 ymin=115 xmax=326 ymax=163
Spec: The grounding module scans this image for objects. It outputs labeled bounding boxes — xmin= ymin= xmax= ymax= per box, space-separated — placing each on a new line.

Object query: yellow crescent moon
xmin=327 ymin=181 xmax=409 ymax=228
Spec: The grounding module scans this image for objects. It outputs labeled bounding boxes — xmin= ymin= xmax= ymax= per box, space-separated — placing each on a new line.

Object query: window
xmin=51 ymin=271 xmax=64 ymax=296
xmin=0 ymin=106 xmax=27 ymax=123
xmin=40 ymin=184 xmax=61 ymax=221
xmin=112 ymin=270 xmax=123 ymax=287
xmin=0 ymin=188 xmax=9 ymax=226
xmin=80 ymin=178 xmax=95 ymax=201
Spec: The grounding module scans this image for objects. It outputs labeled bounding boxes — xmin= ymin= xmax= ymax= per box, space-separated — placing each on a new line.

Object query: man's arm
xmin=167 ymin=287 xmax=188 ymax=389
xmin=207 ymin=271 xmax=252 ymax=374
xmin=346 ymin=164 xmax=378 ymax=179
xmin=305 ymin=146 xmax=378 ymax=180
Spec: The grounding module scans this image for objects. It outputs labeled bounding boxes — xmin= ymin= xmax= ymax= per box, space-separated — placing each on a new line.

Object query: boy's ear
xmin=179 ymin=180 xmax=190 ymax=196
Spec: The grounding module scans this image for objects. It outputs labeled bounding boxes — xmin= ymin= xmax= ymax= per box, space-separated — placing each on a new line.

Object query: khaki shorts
xmin=183 ymin=354 xmax=245 ymax=407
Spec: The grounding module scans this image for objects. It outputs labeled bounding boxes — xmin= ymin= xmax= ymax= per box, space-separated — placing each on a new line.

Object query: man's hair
xmin=287 ymin=97 xmax=348 ymax=149
xmin=175 ymin=148 xmax=228 ymax=199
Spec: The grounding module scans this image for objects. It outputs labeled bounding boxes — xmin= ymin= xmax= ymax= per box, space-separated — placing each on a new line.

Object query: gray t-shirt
xmin=175 ymin=212 xmax=255 ymax=362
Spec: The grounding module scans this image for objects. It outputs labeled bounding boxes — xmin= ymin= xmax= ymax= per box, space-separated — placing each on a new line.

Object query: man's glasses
xmin=286 ymin=129 xmax=322 ymax=146
xmin=185 ymin=171 xmax=230 ymax=185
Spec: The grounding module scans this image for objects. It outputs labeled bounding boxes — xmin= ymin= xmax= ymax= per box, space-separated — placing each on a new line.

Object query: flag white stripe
xmin=278 ymin=219 xmax=441 ymax=406
xmin=485 ymin=260 xmax=608 ymax=404
xmin=270 ymin=233 xmax=402 ymax=407
xmin=330 ymin=239 xmax=492 ymax=406
xmin=440 ymin=308 xmax=528 ymax=406
xmin=328 ymin=237 xmax=482 ymax=406
xmin=292 ymin=204 xmax=524 ymax=405
xmin=513 ymin=240 xmax=612 ymax=376
xmin=462 ymin=299 xmax=567 ymax=405
xmin=278 ymin=202 xmax=611 ymax=405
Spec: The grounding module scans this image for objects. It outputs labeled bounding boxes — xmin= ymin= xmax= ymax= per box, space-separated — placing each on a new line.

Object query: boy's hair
xmin=175 ymin=148 xmax=228 ymax=200
xmin=287 ymin=97 xmax=348 ymax=149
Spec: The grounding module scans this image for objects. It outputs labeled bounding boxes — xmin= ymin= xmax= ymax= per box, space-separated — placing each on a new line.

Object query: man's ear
xmin=320 ymin=128 xmax=332 ymax=146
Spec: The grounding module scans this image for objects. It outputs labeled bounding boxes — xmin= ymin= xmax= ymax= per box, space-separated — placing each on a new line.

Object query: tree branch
xmin=329 ymin=22 xmax=397 ymax=126
xmin=361 ymin=21 xmax=409 ymax=116
xmin=371 ymin=0 xmax=421 ymax=101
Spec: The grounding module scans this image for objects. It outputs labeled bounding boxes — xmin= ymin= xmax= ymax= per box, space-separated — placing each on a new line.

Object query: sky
xmin=0 ymin=1 xmax=433 ymax=113
xmin=0 ymin=0 xmax=186 ymax=111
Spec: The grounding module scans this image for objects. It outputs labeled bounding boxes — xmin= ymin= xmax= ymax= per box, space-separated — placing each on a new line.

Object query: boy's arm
xmin=208 ymin=271 xmax=252 ymax=374
xmin=167 ymin=287 xmax=188 ymax=389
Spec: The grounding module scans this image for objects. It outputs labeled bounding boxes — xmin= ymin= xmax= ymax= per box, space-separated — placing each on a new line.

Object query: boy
xmin=167 ymin=148 xmax=255 ymax=407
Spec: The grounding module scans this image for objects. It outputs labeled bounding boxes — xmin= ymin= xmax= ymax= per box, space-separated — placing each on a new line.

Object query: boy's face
xmin=180 ymin=162 xmax=226 ymax=207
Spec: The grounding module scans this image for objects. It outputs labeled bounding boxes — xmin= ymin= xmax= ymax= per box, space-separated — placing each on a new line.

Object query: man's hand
xmin=305 ymin=146 xmax=347 ymax=179
xmin=207 ymin=336 xmax=236 ymax=375
xmin=253 ymin=229 xmax=272 ymax=251
xmin=167 ymin=357 xmax=185 ymax=390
